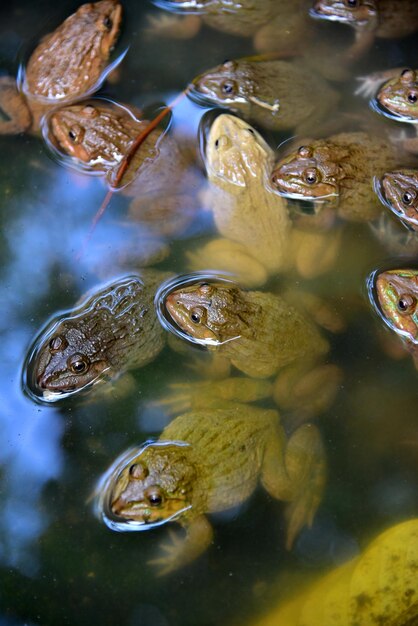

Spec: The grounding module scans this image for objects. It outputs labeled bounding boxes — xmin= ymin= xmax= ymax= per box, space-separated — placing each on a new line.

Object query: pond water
xmin=1 ymin=1 xmax=418 ymax=625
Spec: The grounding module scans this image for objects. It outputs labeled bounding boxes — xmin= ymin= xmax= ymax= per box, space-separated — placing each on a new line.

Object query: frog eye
xmin=407 ymin=91 xmax=418 ymax=104
xmin=304 ymin=168 xmax=319 ymax=185
xmin=129 ymin=462 xmax=148 ymax=480
xmin=67 ymin=353 xmax=90 ymax=374
xmin=199 ymin=283 xmax=212 ymax=295
xmin=103 ymin=16 xmax=113 ymax=29
xmin=401 ymin=69 xmax=415 ymax=82
xmin=49 ymin=335 xmax=68 ymax=353
xmin=298 ymin=146 xmax=312 ymax=158
xmin=344 ymin=0 xmax=358 ymax=7
xmin=221 ymin=80 xmax=236 ymax=96
xmin=397 ymin=293 xmax=416 ymax=314
xmin=402 ymin=189 xmax=417 ymax=206
xmin=190 ymin=307 xmax=204 ymax=324
xmin=82 ymin=105 xmax=98 ymax=118
xmin=67 ymin=125 xmax=84 ymax=144
xmin=145 ymin=487 xmax=164 ymax=507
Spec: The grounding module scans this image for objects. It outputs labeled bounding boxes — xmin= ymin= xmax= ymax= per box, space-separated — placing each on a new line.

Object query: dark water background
xmin=0 ymin=1 xmax=418 ymax=625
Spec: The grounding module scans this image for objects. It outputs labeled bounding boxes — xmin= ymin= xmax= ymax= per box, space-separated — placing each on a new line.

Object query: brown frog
xmin=378 ymin=169 xmax=418 ymax=232
xmin=271 ymin=132 xmax=398 ymax=222
xmin=96 ymin=404 xmax=326 ymax=574
xmin=310 ymin=0 xmax=418 ymax=62
xmin=47 ymin=99 xmax=202 ymax=237
xmin=189 ymin=59 xmax=339 ymax=134
xmin=0 ymin=0 xmax=122 ymax=134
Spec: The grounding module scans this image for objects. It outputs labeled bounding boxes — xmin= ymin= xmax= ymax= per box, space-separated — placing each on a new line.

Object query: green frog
xmin=271 ymin=132 xmax=398 ymax=222
xmin=47 ymin=99 xmax=201 ymax=237
xmin=369 ymin=268 xmax=418 ymax=366
xmin=0 ymin=0 xmax=122 ymax=134
xmin=310 ymin=0 xmax=418 ymax=62
xmin=188 ymin=113 xmax=340 ymax=286
xmin=162 ymin=277 xmax=342 ymax=417
xmin=24 ymin=271 xmax=168 ymax=402
xmin=146 ymin=0 xmax=312 ymax=55
xmin=98 ymin=404 xmax=326 ymax=574
xmin=189 ymin=59 xmax=339 ymax=134
xmin=379 ymin=169 xmax=418 ymax=232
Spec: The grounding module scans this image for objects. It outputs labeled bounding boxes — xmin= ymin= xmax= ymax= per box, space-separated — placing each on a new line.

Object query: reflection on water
xmin=0 ymin=0 xmax=418 ymax=625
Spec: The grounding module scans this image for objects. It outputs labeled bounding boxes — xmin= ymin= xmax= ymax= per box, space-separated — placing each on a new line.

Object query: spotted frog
xmin=24 ymin=271 xmax=169 ymax=402
xmin=271 ymin=132 xmax=398 ymax=222
xmin=369 ymin=268 xmax=418 ymax=367
xmin=0 ymin=0 xmax=122 ymax=134
xmin=189 ymin=58 xmax=339 ymax=135
xmin=47 ymin=99 xmax=201 ymax=237
xmin=98 ymin=404 xmax=326 ymax=574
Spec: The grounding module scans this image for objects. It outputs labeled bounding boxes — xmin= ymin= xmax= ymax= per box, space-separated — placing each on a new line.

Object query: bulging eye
xmin=190 ymin=307 xmax=203 ymax=324
xmin=345 ymin=0 xmax=358 ymax=7
xmin=407 ymin=91 xmax=418 ymax=104
xmin=68 ymin=125 xmax=84 ymax=144
xmin=304 ymin=168 xmax=319 ymax=185
xmin=221 ymin=80 xmax=236 ymax=96
xmin=397 ymin=293 xmax=416 ymax=314
xmin=402 ymin=190 xmax=416 ymax=206
xmin=103 ymin=16 xmax=113 ymax=29
xmin=129 ymin=462 xmax=148 ymax=480
xmin=49 ymin=335 xmax=67 ymax=353
xmin=67 ymin=353 xmax=90 ymax=374
xmin=145 ymin=487 xmax=163 ymax=507
xmin=199 ymin=283 xmax=212 ymax=295
xmin=298 ymin=145 xmax=312 ymax=158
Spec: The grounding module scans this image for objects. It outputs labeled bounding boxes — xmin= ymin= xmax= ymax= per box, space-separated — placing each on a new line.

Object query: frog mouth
xmin=369 ymin=96 xmax=418 ymax=123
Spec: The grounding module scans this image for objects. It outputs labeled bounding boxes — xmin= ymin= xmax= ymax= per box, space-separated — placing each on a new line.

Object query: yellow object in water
xmin=251 ymin=519 xmax=418 ymax=626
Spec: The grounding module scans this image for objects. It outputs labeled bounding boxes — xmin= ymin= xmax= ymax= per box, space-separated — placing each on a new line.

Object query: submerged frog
xmin=379 ymin=169 xmax=418 ymax=231
xmin=0 ymin=0 xmax=122 ymax=134
xmin=47 ymin=99 xmax=201 ymax=237
xmin=98 ymin=405 xmax=326 ymax=574
xmin=311 ymin=0 xmax=418 ymax=61
xmin=271 ymin=132 xmax=398 ymax=222
xmin=24 ymin=271 xmax=168 ymax=402
xmin=369 ymin=268 xmax=418 ymax=366
xmin=162 ymin=277 xmax=342 ymax=417
xmin=189 ymin=59 xmax=339 ymax=134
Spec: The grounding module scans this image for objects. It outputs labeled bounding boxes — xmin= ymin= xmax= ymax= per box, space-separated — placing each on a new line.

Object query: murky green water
xmin=1 ymin=1 xmax=418 ymax=625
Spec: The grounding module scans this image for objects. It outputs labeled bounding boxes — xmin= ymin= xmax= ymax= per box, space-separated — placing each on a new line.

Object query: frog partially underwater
xmin=97 ymin=405 xmax=326 ymax=574
xmin=0 ymin=0 xmax=122 ymax=134
xmin=24 ymin=271 xmax=169 ymax=402
xmin=146 ymin=0 xmax=313 ymax=55
xmin=369 ymin=268 xmax=418 ymax=367
xmin=188 ymin=58 xmax=339 ymax=134
xmin=162 ymin=277 xmax=342 ymax=418
xmin=378 ymin=169 xmax=418 ymax=232
xmin=310 ymin=0 xmax=418 ymax=62
xmin=47 ymin=99 xmax=202 ymax=237
xmin=270 ymin=132 xmax=398 ymax=223
xmin=188 ymin=113 xmax=341 ymax=286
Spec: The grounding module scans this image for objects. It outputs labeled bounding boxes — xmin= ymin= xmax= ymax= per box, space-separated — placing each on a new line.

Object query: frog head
xmin=377 ymin=70 xmax=418 ymax=121
xmin=190 ymin=60 xmax=252 ymax=108
xmin=371 ymin=269 xmax=418 ymax=344
xmin=380 ymin=170 xmax=418 ymax=231
xmin=310 ymin=0 xmax=378 ymax=30
xmin=109 ymin=443 xmax=195 ymax=527
xmin=205 ymin=113 xmax=274 ymax=188
xmin=270 ymin=144 xmax=341 ymax=201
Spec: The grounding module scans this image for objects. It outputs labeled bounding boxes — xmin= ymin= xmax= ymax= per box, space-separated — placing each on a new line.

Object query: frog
xmin=161 ymin=277 xmax=342 ymax=418
xmin=0 ymin=0 xmax=122 ymax=135
xmin=47 ymin=98 xmax=202 ymax=238
xmin=378 ymin=169 xmax=418 ymax=232
xmin=145 ymin=0 xmax=313 ymax=55
xmin=188 ymin=58 xmax=340 ymax=135
xmin=24 ymin=271 xmax=169 ymax=402
xmin=97 ymin=404 xmax=326 ymax=574
xmin=270 ymin=132 xmax=398 ymax=222
xmin=369 ymin=268 xmax=418 ymax=367
xmin=187 ymin=113 xmax=341 ymax=287
xmin=310 ymin=0 xmax=418 ymax=62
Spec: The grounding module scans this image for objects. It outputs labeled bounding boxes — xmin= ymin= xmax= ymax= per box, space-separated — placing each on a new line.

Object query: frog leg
xmin=282 ymin=289 xmax=346 ymax=334
xmin=354 ymin=68 xmax=405 ymax=98
xmin=261 ymin=423 xmax=326 ymax=549
xmin=273 ymin=361 xmax=343 ymax=420
xmin=186 ymin=238 xmax=268 ymax=288
xmin=344 ymin=28 xmax=376 ymax=63
xmin=150 ymin=377 xmax=273 ymax=415
xmin=290 ymin=227 xmax=342 ymax=280
xmin=0 ymin=76 xmax=32 ymax=134
xmin=143 ymin=13 xmax=201 ymax=39
xmin=148 ymin=515 xmax=213 ymax=576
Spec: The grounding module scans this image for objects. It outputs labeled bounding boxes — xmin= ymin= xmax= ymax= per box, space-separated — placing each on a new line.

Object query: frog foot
xmin=185 ymin=353 xmax=232 ymax=380
xmin=186 ymin=238 xmax=268 ymax=288
xmin=0 ymin=76 xmax=32 ymax=134
xmin=148 ymin=516 xmax=213 ymax=576
xmin=143 ymin=13 xmax=201 ymax=39
xmin=355 ymin=74 xmax=387 ymax=98
xmin=273 ymin=363 xmax=343 ymax=420
xmin=150 ymin=378 xmax=273 ymax=415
